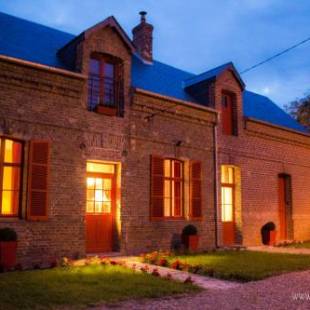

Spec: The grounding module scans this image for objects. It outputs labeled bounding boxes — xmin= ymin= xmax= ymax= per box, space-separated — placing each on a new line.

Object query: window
xmin=151 ymin=156 xmax=184 ymax=219
xmin=163 ymin=159 xmax=184 ymax=217
xmin=0 ymin=138 xmax=23 ymax=217
xmin=88 ymin=54 xmax=124 ymax=116
xmin=221 ymin=166 xmax=235 ymax=222
xmin=86 ymin=162 xmax=115 ymax=214
xmin=221 ymin=92 xmax=237 ymax=135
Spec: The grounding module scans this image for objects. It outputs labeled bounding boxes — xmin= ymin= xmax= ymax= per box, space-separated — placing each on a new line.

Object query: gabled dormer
xmin=58 ymin=16 xmax=135 ymax=117
xmin=184 ymin=62 xmax=245 ymax=136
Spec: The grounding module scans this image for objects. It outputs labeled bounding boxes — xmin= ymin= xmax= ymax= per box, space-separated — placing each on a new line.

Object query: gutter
xmin=0 ymin=54 xmax=87 ymax=80
xmin=134 ymin=87 xmax=218 ymax=114
xmin=213 ymin=113 xmax=219 ymax=248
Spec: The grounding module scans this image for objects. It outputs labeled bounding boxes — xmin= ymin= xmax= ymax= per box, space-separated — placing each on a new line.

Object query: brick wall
xmin=215 ymin=70 xmax=310 ymax=246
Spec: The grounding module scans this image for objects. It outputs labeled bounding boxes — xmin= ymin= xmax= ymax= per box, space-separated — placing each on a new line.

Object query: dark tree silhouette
xmin=285 ymin=93 xmax=310 ymax=131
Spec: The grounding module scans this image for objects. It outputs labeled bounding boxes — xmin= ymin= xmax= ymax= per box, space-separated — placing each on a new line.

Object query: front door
xmin=278 ymin=174 xmax=292 ymax=240
xmin=86 ymin=174 xmax=115 ymax=253
xmin=221 ymin=166 xmax=236 ymax=246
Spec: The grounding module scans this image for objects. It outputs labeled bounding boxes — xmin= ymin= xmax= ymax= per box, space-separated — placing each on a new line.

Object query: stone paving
xmin=116 ymin=257 xmax=240 ymax=290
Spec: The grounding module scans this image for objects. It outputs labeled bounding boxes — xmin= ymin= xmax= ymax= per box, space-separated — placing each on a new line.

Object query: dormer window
xmin=88 ymin=54 xmax=124 ymax=116
xmin=222 ymin=92 xmax=237 ymax=136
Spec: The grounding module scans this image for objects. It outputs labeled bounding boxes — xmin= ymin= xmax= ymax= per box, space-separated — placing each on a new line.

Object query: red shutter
xmin=190 ymin=161 xmax=202 ymax=218
xmin=151 ymin=155 xmax=164 ymax=218
xmin=27 ymin=140 xmax=50 ymax=220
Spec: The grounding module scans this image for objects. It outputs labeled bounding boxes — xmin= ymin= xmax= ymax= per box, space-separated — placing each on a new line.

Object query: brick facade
xmin=0 ymin=14 xmax=309 ymax=267
xmin=215 ymin=70 xmax=310 ymax=246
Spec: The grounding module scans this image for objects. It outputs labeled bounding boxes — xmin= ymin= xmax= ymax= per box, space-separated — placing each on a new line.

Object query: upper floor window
xmin=88 ymin=54 xmax=124 ymax=117
xmin=0 ymin=138 xmax=23 ymax=217
xmin=221 ymin=92 xmax=237 ymax=136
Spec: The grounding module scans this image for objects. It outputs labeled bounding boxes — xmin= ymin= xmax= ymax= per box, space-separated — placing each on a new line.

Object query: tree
xmin=285 ymin=93 xmax=310 ymax=131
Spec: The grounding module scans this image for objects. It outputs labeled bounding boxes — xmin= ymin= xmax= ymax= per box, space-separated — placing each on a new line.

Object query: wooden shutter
xmin=27 ymin=140 xmax=50 ymax=220
xmin=151 ymin=155 xmax=164 ymax=218
xmin=190 ymin=161 xmax=202 ymax=218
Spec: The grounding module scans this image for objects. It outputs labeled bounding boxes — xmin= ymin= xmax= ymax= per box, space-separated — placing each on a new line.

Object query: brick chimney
xmin=132 ymin=11 xmax=153 ymax=63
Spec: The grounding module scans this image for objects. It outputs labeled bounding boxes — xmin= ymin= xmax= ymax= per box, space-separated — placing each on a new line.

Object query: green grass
xmin=283 ymin=241 xmax=310 ymax=249
xmin=168 ymin=250 xmax=310 ymax=282
xmin=0 ymin=264 xmax=198 ymax=310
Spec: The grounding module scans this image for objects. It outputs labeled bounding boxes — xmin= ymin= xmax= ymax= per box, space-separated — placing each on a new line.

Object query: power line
xmin=240 ymin=36 xmax=310 ymax=74
xmin=145 ymin=35 xmax=310 ymax=120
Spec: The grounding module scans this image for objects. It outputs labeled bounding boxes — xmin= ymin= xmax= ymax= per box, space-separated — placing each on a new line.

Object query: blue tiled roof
xmin=183 ymin=62 xmax=245 ymax=89
xmin=243 ymin=91 xmax=306 ymax=132
xmin=0 ymin=11 xmax=74 ymax=68
xmin=0 ymin=11 xmax=307 ymax=134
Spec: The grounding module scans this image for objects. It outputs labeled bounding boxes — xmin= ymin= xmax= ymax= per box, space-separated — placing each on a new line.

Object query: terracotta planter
xmin=96 ymin=105 xmax=117 ymax=116
xmin=0 ymin=241 xmax=17 ymax=269
xmin=183 ymin=235 xmax=199 ymax=251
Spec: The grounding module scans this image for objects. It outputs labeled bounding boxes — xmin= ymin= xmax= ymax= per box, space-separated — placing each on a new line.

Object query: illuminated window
xmin=163 ymin=159 xmax=184 ymax=217
xmin=86 ymin=162 xmax=115 ymax=214
xmin=0 ymin=138 xmax=23 ymax=216
xmin=221 ymin=166 xmax=235 ymax=222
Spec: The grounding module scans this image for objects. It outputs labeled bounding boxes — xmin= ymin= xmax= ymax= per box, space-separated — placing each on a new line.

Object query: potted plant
xmin=0 ymin=227 xmax=18 ymax=270
xmin=182 ymin=225 xmax=199 ymax=251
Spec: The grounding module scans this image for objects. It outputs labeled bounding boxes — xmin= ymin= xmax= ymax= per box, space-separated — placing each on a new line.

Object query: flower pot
xmin=0 ymin=241 xmax=17 ymax=269
xmin=96 ymin=105 xmax=117 ymax=116
xmin=183 ymin=235 xmax=199 ymax=251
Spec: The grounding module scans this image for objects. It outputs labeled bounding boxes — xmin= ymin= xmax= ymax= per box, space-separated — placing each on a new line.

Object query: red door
xmin=86 ymin=174 xmax=115 ymax=253
xmin=278 ymin=176 xmax=287 ymax=240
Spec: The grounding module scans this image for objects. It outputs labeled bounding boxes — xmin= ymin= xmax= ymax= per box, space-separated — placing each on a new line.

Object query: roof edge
xmin=0 ymin=54 xmax=87 ymax=79
xmin=245 ymin=116 xmax=310 ymax=137
xmin=134 ymin=87 xmax=218 ymax=116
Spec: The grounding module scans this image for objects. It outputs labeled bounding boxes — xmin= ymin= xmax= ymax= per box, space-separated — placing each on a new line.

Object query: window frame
xmin=0 ymin=137 xmax=24 ymax=218
xmin=162 ymin=158 xmax=185 ymax=219
xmin=87 ymin=53 xmax=123 ymax=115
xmin=220 ymin=166 xmax=235 ymax=223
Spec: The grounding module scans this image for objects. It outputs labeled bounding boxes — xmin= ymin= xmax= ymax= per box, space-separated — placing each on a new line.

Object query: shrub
xmin=0 ymin=227 xmax=17 ymax=242
xmin=182 ymin=225 xmax=198 ymax=236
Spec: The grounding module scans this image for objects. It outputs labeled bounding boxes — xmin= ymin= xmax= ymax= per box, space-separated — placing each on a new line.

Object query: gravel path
xmin=95 ymin=270 xmax=310 ymax=310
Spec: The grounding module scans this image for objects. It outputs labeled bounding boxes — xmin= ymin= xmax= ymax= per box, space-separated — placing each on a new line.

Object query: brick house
xmin=0 ymin=11 xmax=309 ymax=265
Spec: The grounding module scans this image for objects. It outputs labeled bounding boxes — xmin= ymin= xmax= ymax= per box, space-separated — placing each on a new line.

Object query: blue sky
xmin=1 ymin=0 xmax=309 ymax=107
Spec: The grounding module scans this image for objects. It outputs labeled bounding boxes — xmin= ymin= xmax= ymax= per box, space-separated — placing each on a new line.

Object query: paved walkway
xmin=117 ymin=258 xmax=240 ymax=290
xmin=248 ymin=245 xmax=310 ymax=255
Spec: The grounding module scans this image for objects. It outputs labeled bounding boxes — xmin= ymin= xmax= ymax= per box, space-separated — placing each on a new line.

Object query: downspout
xmin=213 ymin=114 xmax=220 ymax=248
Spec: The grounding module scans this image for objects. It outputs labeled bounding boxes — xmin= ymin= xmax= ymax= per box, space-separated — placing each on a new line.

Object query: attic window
xmin=221 ymin=92 xmax=238 ymax=136
xmin=88 ymin=54 xmax=124 ymax=116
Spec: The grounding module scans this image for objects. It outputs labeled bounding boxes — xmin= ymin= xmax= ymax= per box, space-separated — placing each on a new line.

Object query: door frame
xmin=220 ymin=166 xmax=236 ymax=246
xmin=85 ymin=172 xmax=117 ymax=253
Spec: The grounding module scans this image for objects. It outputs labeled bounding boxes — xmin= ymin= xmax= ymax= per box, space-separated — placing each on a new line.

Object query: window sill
xmin=0 ymin=216 xmax=22 ymax=223
xmin=150 ymin=217 xmax=186 ymax=222
xmin=96 ymin=105 xmax=118 ymax=116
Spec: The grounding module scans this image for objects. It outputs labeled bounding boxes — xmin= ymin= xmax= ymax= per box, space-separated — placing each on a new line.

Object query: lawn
xmin=166 ymin=250 xmax=310 ymax=282
xmin=0 ymin=264 xmax=198 ymax=310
